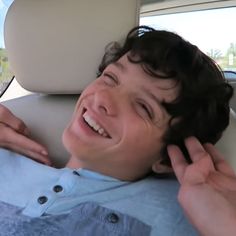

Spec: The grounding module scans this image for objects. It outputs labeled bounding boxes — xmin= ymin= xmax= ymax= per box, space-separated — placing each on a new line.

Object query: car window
xmin=140 ymin=4 xmax=236 ymax=81
xmin=0 ymin=0 xmax=14 ymax=97
xmin=223 ymin=71 xmax=236 ymax=82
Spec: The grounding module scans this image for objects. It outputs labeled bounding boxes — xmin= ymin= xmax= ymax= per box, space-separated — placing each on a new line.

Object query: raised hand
xmin=168 ymin=136 xmax=236 ymax=236
xmin=0 ymin=104 xmax=51 ymax=165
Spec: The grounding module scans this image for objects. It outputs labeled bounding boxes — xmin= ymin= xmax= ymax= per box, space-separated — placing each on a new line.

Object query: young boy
xmin=0 ymin=26 xmax=233 ymax=235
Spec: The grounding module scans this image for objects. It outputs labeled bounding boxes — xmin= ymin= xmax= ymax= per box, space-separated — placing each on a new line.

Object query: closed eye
xmin=103 ymin=72 xmax=118 ymax=86
xmin=138 ymin=102 xmax=153 ymax=119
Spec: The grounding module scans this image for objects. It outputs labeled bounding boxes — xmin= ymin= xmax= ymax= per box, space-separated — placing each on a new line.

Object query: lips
xmin=82 ymin=111 xmax=111 ymax=138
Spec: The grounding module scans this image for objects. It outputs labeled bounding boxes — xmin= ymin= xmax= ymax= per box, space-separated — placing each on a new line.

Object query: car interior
xmin=1 ymin=0 xmax=236 ymax=171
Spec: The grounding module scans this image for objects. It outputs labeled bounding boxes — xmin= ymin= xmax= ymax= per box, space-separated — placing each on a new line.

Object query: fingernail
xmin=41 ymin=150 xmax=48 ymax=156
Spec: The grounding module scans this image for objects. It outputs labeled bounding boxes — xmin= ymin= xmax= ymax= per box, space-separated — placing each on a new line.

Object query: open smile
xmin=82 ymin=110 xmax=111 ymax=138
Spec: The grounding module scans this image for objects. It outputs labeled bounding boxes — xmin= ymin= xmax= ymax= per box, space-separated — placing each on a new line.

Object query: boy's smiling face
xmin=63 ymin=53 xmax=179 ymax=181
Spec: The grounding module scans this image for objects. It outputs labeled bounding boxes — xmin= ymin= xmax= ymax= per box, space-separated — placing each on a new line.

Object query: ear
xmin=152 ymin=159 xmax=173 ymax=174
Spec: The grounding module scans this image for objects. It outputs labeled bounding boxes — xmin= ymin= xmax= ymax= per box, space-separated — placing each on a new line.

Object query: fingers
xmin=168 ymin=137 xmax=215 ymax=184
xmin=0 ymin=105 xmax=51 ymax=166
xmin=0 ymin=104 xmax=29 ymax=135
xmin=168 ymin=144 xmax=188 ymax=183
xmin=168 ymin=136 xmax=236 ymax=186
xmin=0 ymin=124 xmax=51 ymax=165
xmin=184 ymin=137 xmax=212 ymax=163
xmin=5 ymin=144 xmax=51 ymax=165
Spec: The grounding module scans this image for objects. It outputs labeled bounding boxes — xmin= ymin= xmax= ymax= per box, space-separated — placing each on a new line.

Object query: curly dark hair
xmin=97 ymin=26 xmax=233 ymax=166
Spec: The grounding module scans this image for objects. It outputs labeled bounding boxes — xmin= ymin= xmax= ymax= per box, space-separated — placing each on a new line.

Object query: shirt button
xmin=53 ymin=185 xmax=63 ymax=193
xmin=37 ymin=196 xmax=48 ymax=204
xmin=106 ymin=213 xmax=119 ymax=224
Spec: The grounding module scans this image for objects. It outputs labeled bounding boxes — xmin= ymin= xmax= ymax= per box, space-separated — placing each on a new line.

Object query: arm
xmin=0 ymin=104 xmax=51 ymax=165
xmin=168 ymin=136 xmax=236 ymax=236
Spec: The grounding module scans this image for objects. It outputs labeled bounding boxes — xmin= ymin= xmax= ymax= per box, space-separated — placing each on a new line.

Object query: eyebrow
xmin=113 ymin=61 xmax=127 ymax=72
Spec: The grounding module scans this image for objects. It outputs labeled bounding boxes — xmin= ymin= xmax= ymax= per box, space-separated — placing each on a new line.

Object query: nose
xmin=94 ymin=89 xmax=117 ymax=116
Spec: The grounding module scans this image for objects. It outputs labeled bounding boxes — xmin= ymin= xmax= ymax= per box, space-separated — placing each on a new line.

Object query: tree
xmin=226 ymin=43 xmax=236 ymax=56
xmin=207 ymin=49 xmax=222 ymax=60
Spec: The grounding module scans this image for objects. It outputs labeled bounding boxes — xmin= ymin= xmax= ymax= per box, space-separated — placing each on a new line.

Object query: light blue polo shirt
xmin=0 ymin=148 xmax=198 ymax=235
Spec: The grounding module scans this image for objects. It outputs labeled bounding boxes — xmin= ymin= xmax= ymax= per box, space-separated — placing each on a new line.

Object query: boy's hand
xmin=168 ymin=137 xmax=236 ymax=236
xmin=0 ymin=104 xmax=51 ymax=165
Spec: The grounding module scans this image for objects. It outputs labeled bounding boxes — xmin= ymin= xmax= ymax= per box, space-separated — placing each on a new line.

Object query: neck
xmin=65 ymin=156 xmax=144 ymax=182
xmin=66 ymin=156 xmax=83 ymax=169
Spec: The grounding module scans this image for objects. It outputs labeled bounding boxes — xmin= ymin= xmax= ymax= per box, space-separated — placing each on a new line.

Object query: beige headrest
xmin=4 ymin=0 xmax=139 ymax=93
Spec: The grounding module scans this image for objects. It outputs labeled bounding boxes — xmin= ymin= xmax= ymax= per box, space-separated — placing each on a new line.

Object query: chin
xmin=62 ymin=128 xmax=91 ymax=161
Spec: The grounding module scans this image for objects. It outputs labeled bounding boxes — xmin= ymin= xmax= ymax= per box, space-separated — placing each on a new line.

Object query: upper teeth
xmin=83 ymin=112 xmax=109 ymax=137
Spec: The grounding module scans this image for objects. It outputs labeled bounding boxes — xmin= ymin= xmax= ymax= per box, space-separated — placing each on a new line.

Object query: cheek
xmin=76 ymin=80 xmax=100 ymax=102
xmin=84 ymin=80 xmax=102 ymax=92
xmin=72 ymin=82 xmax=99 ymax=114
xmin=62 ymin=119 xmax=82 ymax=150
xmin=121 ymin=122 xmax=164 ymax=158
xmin=117 ymin=135 xmax=162 ymax=172
xmin=62 ymin=124 xmax=86 ymax=158
xmin=132 ymin=135 xmax=162 ymax=157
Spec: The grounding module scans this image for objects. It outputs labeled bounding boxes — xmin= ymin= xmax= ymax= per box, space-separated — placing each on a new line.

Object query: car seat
xmin=2 ymin=0 xmax=236 ymax=170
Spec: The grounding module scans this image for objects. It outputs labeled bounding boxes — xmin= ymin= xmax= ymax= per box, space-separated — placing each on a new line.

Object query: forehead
xmin=112 ymin=54 xmax=179 ymax=103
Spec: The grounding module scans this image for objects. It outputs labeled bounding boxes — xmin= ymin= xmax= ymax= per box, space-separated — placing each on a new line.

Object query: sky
xmin=0 ymin=0 xmax=13 ymax=48
xmin=140 ymin=7 xmax=236 ymax=55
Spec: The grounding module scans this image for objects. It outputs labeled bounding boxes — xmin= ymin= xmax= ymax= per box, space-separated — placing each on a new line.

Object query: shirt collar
xmin=73 ymin=168 xmax=121 ymax=182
